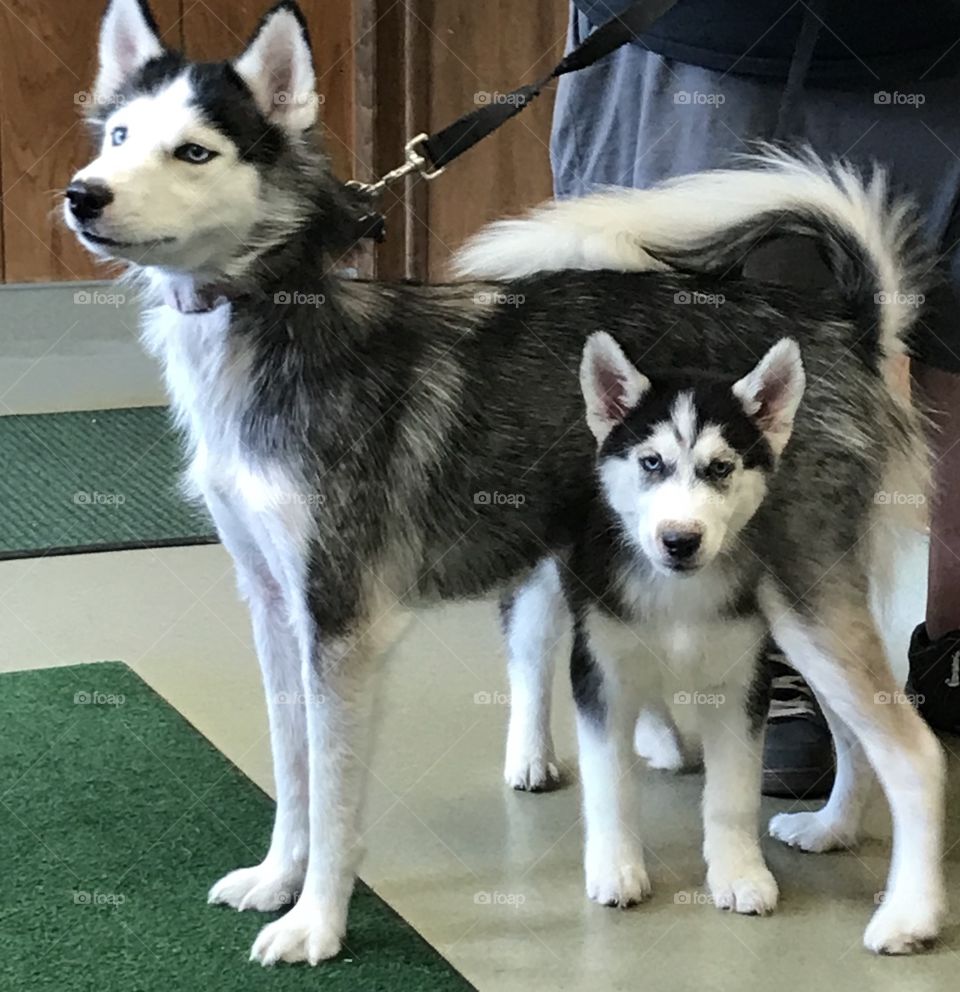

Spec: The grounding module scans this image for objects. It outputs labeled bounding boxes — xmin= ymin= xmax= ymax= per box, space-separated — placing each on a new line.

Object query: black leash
xmin=348 ymin=0 xmax=680 ymax=242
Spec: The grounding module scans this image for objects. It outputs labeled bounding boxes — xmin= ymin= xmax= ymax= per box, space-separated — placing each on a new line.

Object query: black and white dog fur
xmin=466 ymin=180 xmax=945 ymax=950
xmin=65 ymin=0 xmax=944 ymax=962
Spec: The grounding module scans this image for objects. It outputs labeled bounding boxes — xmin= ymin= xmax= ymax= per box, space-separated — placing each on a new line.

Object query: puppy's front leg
xmin=700 ymin=659 xmax=778 ymax=916
xmin=573 ymin=622 xmax=651 ymax=907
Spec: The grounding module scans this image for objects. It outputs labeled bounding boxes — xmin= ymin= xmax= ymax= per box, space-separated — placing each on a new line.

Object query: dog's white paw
xmin=863 ymin=895 xmax=944 ymax=955
xmin=208 ymin=863 xmax=302 ymax=913
xmin=250 ymin=902 xmax=343 ymax=965
xmin=504 ymin=750 xmax=561 ymax=792
xmin=635 ymin=734 xmax=685 ymax=772
xmin=585 ymin=859 xmax=652 ymax=908
xmin=633 ymin=710 xmax=684 ymax=772
xmin=707 ymin=862 xmax=779 ymax=916
xmin=768 ymin=810 xmax=859 ymax=853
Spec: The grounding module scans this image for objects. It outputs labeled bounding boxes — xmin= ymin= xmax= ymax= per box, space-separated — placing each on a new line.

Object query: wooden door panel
xmin=423 ymin=1 xmax=567 ymax=279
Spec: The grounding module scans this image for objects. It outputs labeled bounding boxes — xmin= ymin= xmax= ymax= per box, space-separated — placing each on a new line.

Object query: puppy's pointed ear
xmin=733 ymin=338 xmax=806 ymax=457
xmin=233 ymin=2 xmax=318 ymax=132
xmin=94 ymin=0 xmax=166 ymax=107
xmin=580 ymin=332 xmax=651 ymax=444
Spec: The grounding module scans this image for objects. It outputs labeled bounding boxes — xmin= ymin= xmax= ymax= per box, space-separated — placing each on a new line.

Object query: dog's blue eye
xmin=708 ymin=459 xmax=735 ymax=480
xmin=111 ymin=126 xmax=127 ymax=147
xmin=174 ymin=143 xmax=217 ymax=164
xmin=641 ymin=454 xmax=663 ymax=473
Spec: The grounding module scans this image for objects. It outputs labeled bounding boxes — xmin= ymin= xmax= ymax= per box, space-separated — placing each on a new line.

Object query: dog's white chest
xmin=613 ymin=567 xmax=762 ymax=685
xmin=143 ymin=303 xmax=308 ymax=520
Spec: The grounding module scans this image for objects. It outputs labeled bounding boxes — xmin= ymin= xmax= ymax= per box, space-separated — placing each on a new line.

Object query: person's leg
xmin=922 ymin=367 xmax=960 ymax=639
xmin=908 ymin=361 xmax=960 ymax=732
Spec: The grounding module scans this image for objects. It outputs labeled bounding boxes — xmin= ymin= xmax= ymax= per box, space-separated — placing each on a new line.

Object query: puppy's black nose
xmin=661 ymin=529 xmax=702 ymax=560
xmin=65 ymin=180 xmax=113 ymax=222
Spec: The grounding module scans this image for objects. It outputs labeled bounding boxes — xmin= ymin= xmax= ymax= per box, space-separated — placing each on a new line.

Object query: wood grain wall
xmin=0 ymin=0 xmax=566 ymax=283
xmin=420 ymin=1 xmax=568 ymax=280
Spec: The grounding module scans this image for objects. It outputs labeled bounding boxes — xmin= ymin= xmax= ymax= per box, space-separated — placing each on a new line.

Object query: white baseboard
xmin=0 ymin=281 xmax=164 ymax=414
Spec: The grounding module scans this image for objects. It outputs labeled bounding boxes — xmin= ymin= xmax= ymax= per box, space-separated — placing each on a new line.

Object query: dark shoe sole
xmin=762 ymin=764 xmax=835 ymax=800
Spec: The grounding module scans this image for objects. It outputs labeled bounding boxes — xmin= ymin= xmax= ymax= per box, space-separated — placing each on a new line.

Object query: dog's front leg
xmin=205 ymin=495 xmax=309 ymax=913
xmin=208 ymin=568 xmax=309 ymax=910
xmin=574 ymin=620 xmax=651 ymax=907
xmin=502 ymin=558 xmax=566 ymax=791
xmin=699 ymin=666 xmax=778 ymax=916
xmin=250 ymin=620 xmax=382 ymax=966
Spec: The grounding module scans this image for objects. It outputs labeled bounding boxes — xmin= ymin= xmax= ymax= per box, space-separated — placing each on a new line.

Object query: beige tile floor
xmin=2 ymin=307 xmax=959 ymax=991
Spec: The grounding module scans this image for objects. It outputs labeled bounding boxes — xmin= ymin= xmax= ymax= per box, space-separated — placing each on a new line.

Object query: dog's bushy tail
xmin=454 ymin=146 xmax=929 ymax=371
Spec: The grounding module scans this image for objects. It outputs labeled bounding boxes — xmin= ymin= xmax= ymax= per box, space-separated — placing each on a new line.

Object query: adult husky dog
xmin=65 ymin=0 xmax=943 ymax=962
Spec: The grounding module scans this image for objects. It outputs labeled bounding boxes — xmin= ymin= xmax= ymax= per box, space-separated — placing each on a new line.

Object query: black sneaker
xmin=761 ymin=647 xmax=835 ymax=800
xmin=907 ymin=624 xmax=960 ymax=735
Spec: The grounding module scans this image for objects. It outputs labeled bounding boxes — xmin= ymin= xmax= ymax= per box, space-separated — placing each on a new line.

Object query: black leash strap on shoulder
xmin=422 ymin=0 xmax=680 ymax=171
xmin=347 ymin=0 xmax=679 ymax=241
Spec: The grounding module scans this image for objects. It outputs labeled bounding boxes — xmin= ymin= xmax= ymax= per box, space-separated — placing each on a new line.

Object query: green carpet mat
xmin=0 ymin=407 xmax=215 ymax=559
xmin=0 ymin=663 xmax=473 ymax=992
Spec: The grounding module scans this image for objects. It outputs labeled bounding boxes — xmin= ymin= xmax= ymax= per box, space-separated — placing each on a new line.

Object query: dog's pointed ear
xmin=94 ymin=0 xmax=166 ymax=107
xmin=233 ymin=1 xmax=318 ymax=132
xmin=732 ymin=338 xmax=806 ymax=456
xmin=580 ymin=332 xmax=651 ymax=444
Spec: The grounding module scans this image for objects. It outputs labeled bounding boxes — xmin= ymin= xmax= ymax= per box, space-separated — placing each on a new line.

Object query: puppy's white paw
xmin=208 ymin=863 xmax=302 ymax=913
xmin=586 ymin=859 xmax=652 ymax=908
xmin=768 ymin=810 xmax=859 ymax=853
xmin=504 ymin=747 xmax=561 ymax=792
xmin=250 ymin=902 xmax=343 ymax=966
xmin=707 ymin=862 xmax=779 ymax=916
xmin=863 ymin=895 xmax=943 ymax=955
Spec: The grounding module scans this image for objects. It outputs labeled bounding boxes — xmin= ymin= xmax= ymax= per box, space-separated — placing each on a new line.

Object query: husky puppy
xmin=65 ymin=0 xmax=943 ymax=961
xmin=566 ymin=333 xmax=810 ymax=916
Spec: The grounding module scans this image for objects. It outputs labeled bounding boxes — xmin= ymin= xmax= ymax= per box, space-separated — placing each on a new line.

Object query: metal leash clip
xmin=347 ymin=132 xmax=446 ymax=198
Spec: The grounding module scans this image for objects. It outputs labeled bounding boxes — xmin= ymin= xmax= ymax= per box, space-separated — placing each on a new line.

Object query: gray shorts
xmin=551 ymin=7 xmax=960 ymax=372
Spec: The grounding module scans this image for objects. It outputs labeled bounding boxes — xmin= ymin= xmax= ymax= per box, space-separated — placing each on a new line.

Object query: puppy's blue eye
xmin=641 ymin=454 xmax=663 ymax=473
xmin=708 ymin=459 xmax=735 ymax=480
xmin=174 ymin=143 xmax=217 ymax=164
xmin=111 ymin=126 xmax=127 ymax=147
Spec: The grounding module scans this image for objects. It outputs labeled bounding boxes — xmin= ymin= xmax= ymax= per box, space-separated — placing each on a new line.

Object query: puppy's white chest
xmin=616 ymin=567 xmax=762 ymax=685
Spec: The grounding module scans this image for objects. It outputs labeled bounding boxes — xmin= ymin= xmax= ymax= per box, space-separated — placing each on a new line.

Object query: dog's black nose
xmin=65 ymin=180 xmax=113 ymax=222
xmin=661 ymin=529 xmax=702 ymax=560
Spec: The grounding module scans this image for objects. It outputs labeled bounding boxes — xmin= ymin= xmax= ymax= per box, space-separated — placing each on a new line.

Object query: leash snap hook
xmin=346 ymin=132 xmax=445 ymax=199
xmin=404 ymin=132 xmax=445 ymax=181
